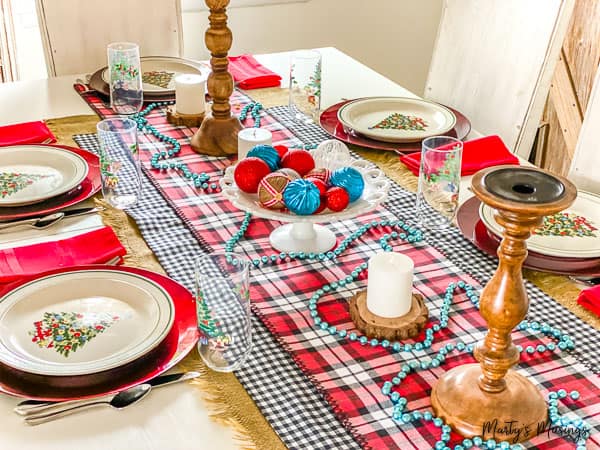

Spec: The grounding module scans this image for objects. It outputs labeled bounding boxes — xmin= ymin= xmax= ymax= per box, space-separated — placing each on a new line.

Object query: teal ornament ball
xmin=247 ymin=145 xmax=280 ymax=171
xmin=330 ymin=167 xmax=364 ymax=202
xmin=283 ymin=179 xmax=321 ymax=215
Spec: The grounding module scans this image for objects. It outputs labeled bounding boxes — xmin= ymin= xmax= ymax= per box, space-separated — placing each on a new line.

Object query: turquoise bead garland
xmin=224 ymin=213 xmax=591 ymax=449
xmin=131 ymin=102 xmax=214 ymax=190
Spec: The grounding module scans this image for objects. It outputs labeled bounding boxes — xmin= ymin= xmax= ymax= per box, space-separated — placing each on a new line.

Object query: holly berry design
xmin=29 ymin=312 xmax=119 ymax=357
xmin=533 ymin=212 xmax=598 ymax=237
xmin=369 ymin=113 xmax=428 ymax=131
xmin=142 ymin=71 xmax=175 ymax=89
xmin=196 ymin=289 xmax=233 ymax=350
xmin=0 ymin=172 xmax=49 ymax=198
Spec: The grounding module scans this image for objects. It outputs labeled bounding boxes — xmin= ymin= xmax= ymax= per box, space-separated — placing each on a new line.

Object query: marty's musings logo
xmin=482 ymin=419 xmax=590 ymax=444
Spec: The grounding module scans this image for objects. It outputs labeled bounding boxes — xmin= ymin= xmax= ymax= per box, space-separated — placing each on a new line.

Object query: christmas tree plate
xmin=0 ymin=269 xmax=175 ymax=376
xmin=480 ymin=190 xmax=600 ymax=258
xmin=0 ymin=145 xmax=89 ymax=207
xmin=0 ymin=265 xmax=197 ymax=400
xmin=337 ymin=97 xmax=457 ymax=143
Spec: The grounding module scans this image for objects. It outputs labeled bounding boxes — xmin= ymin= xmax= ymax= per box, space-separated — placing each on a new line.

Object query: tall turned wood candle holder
xmin=431 ymin=165 xmax=577 ymax=443
xmin=191 ymin=0 xmax=242 ymax=156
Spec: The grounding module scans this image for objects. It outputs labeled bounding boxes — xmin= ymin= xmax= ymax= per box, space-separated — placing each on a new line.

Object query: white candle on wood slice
xmin=366 ymin=252 xmax=414 ymax=318
xmin=175 ymin=74 xmax=206 ymax=115
xmin=237 ymin=128 xmax=272 ymax=160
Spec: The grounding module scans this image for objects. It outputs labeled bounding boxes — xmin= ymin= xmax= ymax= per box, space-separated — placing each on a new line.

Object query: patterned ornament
xmin=325 ymin=186 xmax=350 ymax=212
xmin=305 ymin=177 xmax=327 ymax=196
xmin=234 ymin=157 xmax=271 ymax=193
xmin=330 ymin=167 xmax=364 ymax=202
xmin=277 ymin=168 xmax=301 ymax=180
xmin=281 ymin=149 xmax=315 ymax=176
xmin=247 ymin=145 xmax=281 ymax=171
xmin=304 ymin=168 xmax=331 ymax=185
xmin=283 ymin=179 xmax=321 ymax=215
xmin=29 ymin=312 xmax=119 ymax=358
xmin=1 ymin=172 xmax=49 ymax=198
xmin=258 ymin=172 xmax=291 ymax=209
xmin=274 ymin=145 xmax=289 ymax=159
xmin=369 ymin=113 xmax=428 ymax=131
xmin=312 ymin=140 xmax=351 ymax=169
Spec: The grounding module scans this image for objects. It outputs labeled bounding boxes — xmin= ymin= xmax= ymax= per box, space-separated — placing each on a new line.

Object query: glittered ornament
xmin=314 ymin=197 xmax=327 ymax=214
xmin=283 ymin=179 xmax=321 ymax=215
xmin=330 ymin=167 xmax=364 ymax=202
xmin=258 ymin=172 xmax=291 ymax=209
xmin=234 ymin=157 xmax=271 ymax=193
xmin=304 ymin=167 xmax=331 ymax=185
xmin=277 ymin=168 xmax=301 ymax=180
xmin=325 ymin=186 xmax=350 ymax=212
xmin=281 ymin=149 xmax=315 ymax=176
xmin=305 ymin=177 xmax=327 ymax=196
xmin=247 ymin=145 xmax=280 ymax=171
xmin=274 ymin=145 xmax=289 ymax=159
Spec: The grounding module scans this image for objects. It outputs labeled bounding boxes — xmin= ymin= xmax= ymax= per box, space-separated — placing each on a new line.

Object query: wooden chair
xmin=36 ymin=0 xmax=183 ymax=76
xmin=425 ymin=0 xmax=574 ymax=159
xmin=568 ymin=63 xmax=600 ymax=194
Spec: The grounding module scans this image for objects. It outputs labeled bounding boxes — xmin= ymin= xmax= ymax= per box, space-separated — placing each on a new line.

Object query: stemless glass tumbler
xmin=107 ymin=42 xmax=143 ymax=115
xmin=289 ymin=50 xmax=322 ymax=123
xmin=195 ymin=253 xmax=252 ymax=372
xmin=96 ymin=118 xmax=141 ymax=209
xmin=416 ymin=136 xmax=463 ymax=229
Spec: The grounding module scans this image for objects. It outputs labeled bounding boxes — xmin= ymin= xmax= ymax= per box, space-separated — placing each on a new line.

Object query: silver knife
xmin=14 ymin=371 xmax=200 ymax=416
xmin=0 ymin=206 xmax=104 ymax=231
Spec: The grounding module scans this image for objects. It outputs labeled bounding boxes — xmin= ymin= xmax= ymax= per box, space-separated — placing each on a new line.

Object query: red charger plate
xmin=457 ymin=196 xmax=600 ymax=276
xmin=319 ymin=99 xmax=471 ymax=153
xmin=0 ymin=145 xmax=101 ymax=222
xmin=0 ymin=265 xmax=198 ymax=400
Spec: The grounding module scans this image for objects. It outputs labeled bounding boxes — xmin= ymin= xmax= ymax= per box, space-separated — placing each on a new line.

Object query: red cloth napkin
xmin=0 ymin=226 xmax=126 ymax=285
xmin=399 ymin=135 xmax=519 ymax=176
xmin=0 ymin=121 xmax=56 ymax=146
xmin=577 ymin=285 xmax=600 ymax=317
xmin=228 ymin=54 xmax=282 ymax=90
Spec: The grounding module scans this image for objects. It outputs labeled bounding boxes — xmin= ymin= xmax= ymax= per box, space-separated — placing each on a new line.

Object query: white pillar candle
xmin=237 ymin=128 xmax=272 ymax=160
xmin=366 ymin=252 xmax=414 ymax=318
xmin=175 ymin=74 xmax=206 ymax=115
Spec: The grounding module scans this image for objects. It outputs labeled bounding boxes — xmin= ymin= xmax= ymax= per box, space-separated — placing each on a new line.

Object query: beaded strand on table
xmin=224 ymin=213 xmax=591 ymax=449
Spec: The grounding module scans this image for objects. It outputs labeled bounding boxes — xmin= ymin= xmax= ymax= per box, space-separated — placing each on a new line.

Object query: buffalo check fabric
xmin=75 ymin=85 xmax=600 ymax=450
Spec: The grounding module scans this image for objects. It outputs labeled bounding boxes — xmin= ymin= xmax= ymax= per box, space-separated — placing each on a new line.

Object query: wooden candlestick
xmin=166 ymin=105 xmax=205 ymax=128
xmin=190 ymin=0 xmax=242 ymax=156
xmin=431 ymin=166 xmax=577 ymax=443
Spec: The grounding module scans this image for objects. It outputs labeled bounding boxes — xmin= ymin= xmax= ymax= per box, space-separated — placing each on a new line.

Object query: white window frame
xmin=182 ymin=0 xmax=308 ymax=12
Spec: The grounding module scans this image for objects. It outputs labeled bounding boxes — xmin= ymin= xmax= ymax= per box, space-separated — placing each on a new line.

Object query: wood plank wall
xmin=537 ymin=0 xmax=600 ymax=175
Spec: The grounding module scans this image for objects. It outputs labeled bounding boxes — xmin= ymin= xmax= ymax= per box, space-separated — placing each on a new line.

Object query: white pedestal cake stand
xmin=220 ymin=159 xmax=390 ymax=253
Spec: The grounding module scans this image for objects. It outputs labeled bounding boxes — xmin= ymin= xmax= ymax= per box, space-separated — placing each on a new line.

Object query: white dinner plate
xmin=0 ymin=145 xmax=88 ymax=207
xmin=102 ymin=56 xmax=208 ymax=94
xmin=337 ymin=97 xmax=457 ymax=143
xmin=480 ymin=190 xmax=600 ymax=258
xmin=0 ymin=269 xmax=174 ymax=376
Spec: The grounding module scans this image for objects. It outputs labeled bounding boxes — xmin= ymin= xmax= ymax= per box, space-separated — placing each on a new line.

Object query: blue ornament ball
xmin=283 ymin=179 xmax=321 ymax=215
xmin=330 ymin=167 xmax=364 ymax=202
xmin=247 ymin=145 xmax=280 ymax=171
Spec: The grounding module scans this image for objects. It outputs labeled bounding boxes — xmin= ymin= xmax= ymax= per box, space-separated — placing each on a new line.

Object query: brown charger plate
xmin=456 ymin=196 xmax=600 ymax=276
xmin=0 ymin=265 xmax=198 ymax=401
xmin=319 ymin=98 xmax=471 ymax=153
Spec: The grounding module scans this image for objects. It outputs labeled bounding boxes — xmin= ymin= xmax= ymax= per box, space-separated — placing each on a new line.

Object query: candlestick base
xmin=191 ymin=115 xmax=243 ymax=156
xmin=166 ymin=105 xmax=205 ymax=128
xmin=348 ymin=290 xmax=428 ymax=341
xmin=431 ymin=364 xmax=548 ymax=443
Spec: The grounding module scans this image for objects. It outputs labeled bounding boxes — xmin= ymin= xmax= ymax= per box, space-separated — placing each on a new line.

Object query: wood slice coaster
xmin=166 ymin=105 xmax=205 ymax=128
xmin=348 ymin=290 xmax=428 ymax=341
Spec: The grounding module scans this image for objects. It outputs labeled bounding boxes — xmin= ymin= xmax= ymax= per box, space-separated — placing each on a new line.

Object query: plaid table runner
xmin=75 ymin=86 xmax=599 ymax=449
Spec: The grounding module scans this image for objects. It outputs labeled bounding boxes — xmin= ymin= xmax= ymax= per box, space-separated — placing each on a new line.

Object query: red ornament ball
xmin=258 ymin=172 xmax=290 ymax=209
xmin=305 ymin=177 xmax=327 ymax=196
xmin=314 ymin=197 xmax=327 ymax=214
xmin=234 ymin=157 xmax=271 ymax=193
xmin=274 ymin=145 xmax=289 ymax=159
xmin=281 ymin=149 xmax=315 ymax=176
xmin=326 ymin=186 xmax=350 ymax=212
xmin=304 ymin=167 xmax=331 ymax=185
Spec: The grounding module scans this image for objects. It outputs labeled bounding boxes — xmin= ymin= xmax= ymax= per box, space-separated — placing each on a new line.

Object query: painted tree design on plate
xmin=369 ymin=113 xmax=428 ymax=131
xmin=0 ymin=172 xmax=49 ymax=198
xmin=29 ymin=312 xmax=119 ymax=357
xmin=142 ymin=71 xmax=175 ymax=89
xmin=533 ymin=212 xmax=598 ymax=237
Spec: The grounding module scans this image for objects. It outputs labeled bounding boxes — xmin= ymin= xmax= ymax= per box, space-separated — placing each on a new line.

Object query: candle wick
xmin=252 ymin=129 xmax=257 ymax=138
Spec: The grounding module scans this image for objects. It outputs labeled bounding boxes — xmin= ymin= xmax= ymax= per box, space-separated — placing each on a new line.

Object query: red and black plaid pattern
xmin=76 ymin=85 xmax=600 ymax=450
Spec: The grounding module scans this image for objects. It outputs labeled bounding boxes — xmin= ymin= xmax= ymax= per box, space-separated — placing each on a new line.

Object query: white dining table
xmin=0 ymin=47 xmax=481 ymax=450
